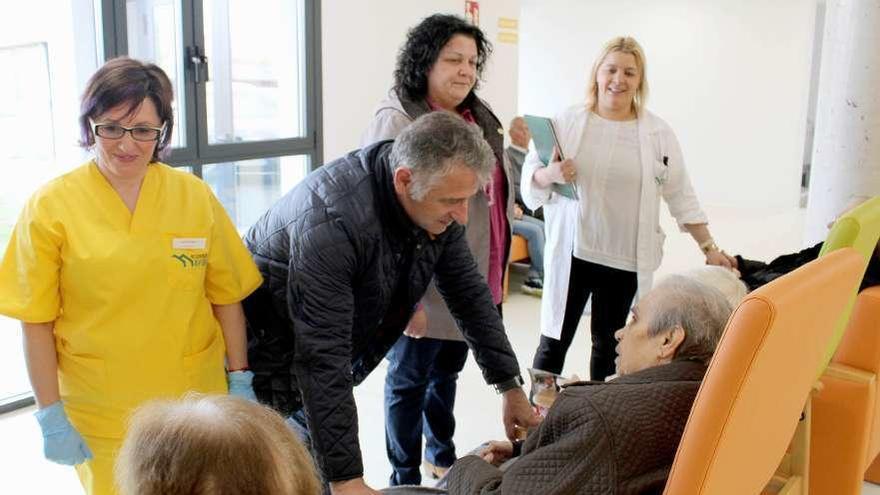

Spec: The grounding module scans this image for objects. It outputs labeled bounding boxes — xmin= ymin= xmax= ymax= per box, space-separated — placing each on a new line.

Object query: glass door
xmin=114 ymin=0 xmax=320 ymax=231
xmin=203 ymin=0 xmax=307 ymax=145
xmin=123 ymin=0 xmax=196 ymax=159
xmin=196 ymin=0 xmax=312 ymax=230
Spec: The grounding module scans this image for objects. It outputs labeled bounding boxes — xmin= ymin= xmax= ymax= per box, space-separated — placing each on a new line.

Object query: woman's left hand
xmin=227 ymin=370 xmax=258 ymax=402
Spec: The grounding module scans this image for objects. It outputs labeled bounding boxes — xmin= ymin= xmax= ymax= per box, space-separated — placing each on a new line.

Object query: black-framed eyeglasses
xmin=90 ymin=119 xmax=166 ymax=142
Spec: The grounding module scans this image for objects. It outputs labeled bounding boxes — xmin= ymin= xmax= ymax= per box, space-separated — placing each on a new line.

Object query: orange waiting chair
xmin=663 ymin=248 xmax=864 ymax=495
xmin=810 ymin=286 xmax=880 ymax=494
xmin=502 ymin=234 xmax=530 ymax=301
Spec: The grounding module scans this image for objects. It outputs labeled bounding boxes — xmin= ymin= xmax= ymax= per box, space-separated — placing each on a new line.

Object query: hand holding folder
xmin=522 ymin=115 xmax=579 ymax=200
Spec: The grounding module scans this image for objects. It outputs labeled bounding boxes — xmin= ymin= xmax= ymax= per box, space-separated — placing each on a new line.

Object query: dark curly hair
xmin=393 ymin=14 xmax=492 ymax=103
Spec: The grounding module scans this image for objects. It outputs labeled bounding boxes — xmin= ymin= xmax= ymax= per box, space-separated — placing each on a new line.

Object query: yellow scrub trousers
xmin=75 ymin=435 xmax=120 ymax=495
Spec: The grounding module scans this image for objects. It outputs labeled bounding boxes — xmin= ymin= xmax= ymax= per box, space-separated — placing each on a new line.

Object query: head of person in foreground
xmin=115 ymin=393 xmax=321 ymax=495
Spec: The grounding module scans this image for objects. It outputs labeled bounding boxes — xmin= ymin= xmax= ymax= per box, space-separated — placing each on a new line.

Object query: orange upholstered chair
xmin=868 ymin=444 xmax=880 ymax=484
xmin=663 ymin=248 xmax=864 ymax=495
xmin=805 ymin=196 xmax=880 ymax=493
xmin=502 ymin=234 xmax=530 ymax=301
xmin=810 ymin=286 xmax=880 ymax=494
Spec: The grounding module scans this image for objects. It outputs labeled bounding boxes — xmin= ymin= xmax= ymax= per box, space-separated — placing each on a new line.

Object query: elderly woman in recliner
xmin=440 ymin=275 xmax=734 ymax=495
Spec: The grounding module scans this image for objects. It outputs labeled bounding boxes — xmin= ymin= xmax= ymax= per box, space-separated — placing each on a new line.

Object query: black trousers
xmin=532 ymin=257 xmax=637 ymax=381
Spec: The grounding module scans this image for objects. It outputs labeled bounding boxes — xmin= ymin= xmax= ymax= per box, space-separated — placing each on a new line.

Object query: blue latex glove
xmin=227 ymin=370 xmax=257 ymax=402
xmin=34 ymin=401 xmax=93 ymax=465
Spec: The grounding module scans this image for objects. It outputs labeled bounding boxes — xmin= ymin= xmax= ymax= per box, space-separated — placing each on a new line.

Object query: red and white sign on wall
xmin=465 ymin=1 xmax=480 ymax=26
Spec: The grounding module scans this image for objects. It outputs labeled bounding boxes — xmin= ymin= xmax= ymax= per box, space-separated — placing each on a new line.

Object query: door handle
xmin=187 ymin=46 xmax=209 ymax=83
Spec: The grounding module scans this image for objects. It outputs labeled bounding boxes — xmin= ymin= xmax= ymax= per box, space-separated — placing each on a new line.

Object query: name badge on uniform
xmin=172 ymin=237 xmax=207 ymax=249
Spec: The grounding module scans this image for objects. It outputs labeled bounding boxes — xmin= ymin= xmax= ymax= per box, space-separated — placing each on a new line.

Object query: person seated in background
xmin=736 ymin=238 xmax=879 ymax=292
xmin=440 ymin=275 xmax=733 ymax=495
xmin=735 ymin=195 xmax=879 ymax=292
xmin=506 ymin=117 xmax=545 ymax=296
xmin=115 ymin=394 xmax=321 ymax=495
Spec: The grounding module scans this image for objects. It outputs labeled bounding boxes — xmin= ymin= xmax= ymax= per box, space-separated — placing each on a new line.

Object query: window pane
xmin=204 ymin=0 xmax=307 ymax=144
xmin=125 ymin=0 xmax=186 ymax=148
xmin=203 ymin=156 xmax=310 ymax=232
xmin=0 ymin=320 xmax=26 ymax=401
xmin=0 ymin=1 xmax=100 ymax=402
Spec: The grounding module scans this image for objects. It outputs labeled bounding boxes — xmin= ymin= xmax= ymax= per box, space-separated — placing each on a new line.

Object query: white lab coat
xmin=521 ymin=105 xmax=708 ymax=339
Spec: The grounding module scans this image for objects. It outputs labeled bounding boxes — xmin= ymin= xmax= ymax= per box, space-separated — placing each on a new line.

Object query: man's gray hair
xmin=389 ymin=111 xmax=495 ymax=200
xmin=648 ymin=275 xmax=734 ymax=366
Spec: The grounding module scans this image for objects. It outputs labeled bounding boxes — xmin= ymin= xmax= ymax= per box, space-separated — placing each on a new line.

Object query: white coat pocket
xmin=653 ymin=158 xmax=670 ymax=187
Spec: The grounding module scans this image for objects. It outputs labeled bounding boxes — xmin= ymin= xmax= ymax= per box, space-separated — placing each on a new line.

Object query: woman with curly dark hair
xmin=389 ymin=14 xmax=491 ymax=105
xmin=362 ymin=13 xmax=518 ymax=487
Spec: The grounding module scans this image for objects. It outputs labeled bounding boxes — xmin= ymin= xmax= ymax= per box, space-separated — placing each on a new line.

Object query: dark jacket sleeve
xmin=446 ymin=390 xmax=615 ymax=494
xmin=433 ymin=226 xmax=520 ymax=384
xmin=289 ymin=215 xmax=363 ymax=482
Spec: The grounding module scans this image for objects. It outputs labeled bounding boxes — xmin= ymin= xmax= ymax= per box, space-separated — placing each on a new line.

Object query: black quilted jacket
xmin=241 ymin=141 xmax=521 ymax=482
xmin=446 ymin=360 xmax=706 ymax=495
xmin=737 ymin=242 xmax=880 ymax=292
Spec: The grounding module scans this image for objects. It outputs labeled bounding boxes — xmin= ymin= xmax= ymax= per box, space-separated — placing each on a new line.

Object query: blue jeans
xmin=286 ymin=410 xmax=331 ymax=494
xmin=286 ymin=409 xmax=312 ymax=448
xmin=512 ymin=215 xmax=545 ymax=279
xmin=384 ymin=335 xmax=470 ymax=486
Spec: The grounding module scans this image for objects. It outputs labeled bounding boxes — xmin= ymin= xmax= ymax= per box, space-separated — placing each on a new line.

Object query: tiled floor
xmin=3 ymin=203 xmax=880 ymax=493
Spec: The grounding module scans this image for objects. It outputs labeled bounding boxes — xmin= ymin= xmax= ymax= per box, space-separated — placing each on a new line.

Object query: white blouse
xmin=573 ymin=113 xmax=642 ymax=272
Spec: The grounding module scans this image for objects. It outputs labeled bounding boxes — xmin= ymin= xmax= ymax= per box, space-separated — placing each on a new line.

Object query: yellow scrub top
xmin=0 ymin=161 xmax=262 ymax=439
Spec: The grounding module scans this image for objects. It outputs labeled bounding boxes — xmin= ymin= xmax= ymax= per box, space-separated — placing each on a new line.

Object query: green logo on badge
xmin=172 ymin=253 xmax=208 ymax=268
xmin=172 ymin=254 xmax=194 ymax=267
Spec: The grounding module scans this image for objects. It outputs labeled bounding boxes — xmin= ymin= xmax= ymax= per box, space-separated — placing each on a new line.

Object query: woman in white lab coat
xmin=521 ymin=36 xmax=735 ymax=381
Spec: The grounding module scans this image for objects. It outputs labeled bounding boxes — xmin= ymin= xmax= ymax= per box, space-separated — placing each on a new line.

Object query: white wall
xmin=519 ymin=0 xmax=817 ymax=210
xmin=321 ymin=0 xmax=521 ymax=163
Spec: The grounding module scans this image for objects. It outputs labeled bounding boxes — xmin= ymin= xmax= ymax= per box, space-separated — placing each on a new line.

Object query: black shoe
xmin=521 ymin=277 xmax=543 ymax=297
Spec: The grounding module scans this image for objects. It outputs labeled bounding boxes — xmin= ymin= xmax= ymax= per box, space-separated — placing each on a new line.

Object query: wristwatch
xmin=699 ymin=238 xmax=720 ymax=254
xmin=493 ymin=375 xmax=525 ymax=394
xmin=511 ymin=438 xmax=525 ymax=457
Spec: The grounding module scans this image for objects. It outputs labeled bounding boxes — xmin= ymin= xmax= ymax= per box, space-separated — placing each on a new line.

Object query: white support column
xmin=804 ymin=0 xmax=880 ymax=244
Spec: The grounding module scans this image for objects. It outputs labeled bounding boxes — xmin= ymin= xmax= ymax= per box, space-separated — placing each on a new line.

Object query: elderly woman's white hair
xmin=677 ymin=266 xmax=749 ymax=308
xmin=646 ymin=275 xmax=733 ymax=366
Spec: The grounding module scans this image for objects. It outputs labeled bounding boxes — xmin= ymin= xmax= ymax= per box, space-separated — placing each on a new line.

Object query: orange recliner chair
xmin=810 ymin=286 xmax=880 ymax=494
xmin=663 ymin=248 xmax=864 ymax=495
xmin=804 ymin=196 xmax=880 ymax=493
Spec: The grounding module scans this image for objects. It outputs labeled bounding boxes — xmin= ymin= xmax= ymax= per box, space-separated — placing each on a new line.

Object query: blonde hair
xmin=585 ymin=36 xmax=649 ymax=116
xmin=115 ymin=394 xmax=321 ymax=495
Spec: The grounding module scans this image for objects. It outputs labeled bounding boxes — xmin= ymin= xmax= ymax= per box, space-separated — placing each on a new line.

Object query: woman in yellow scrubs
xmin=0 ymin=58 xmax=262 ymax=495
